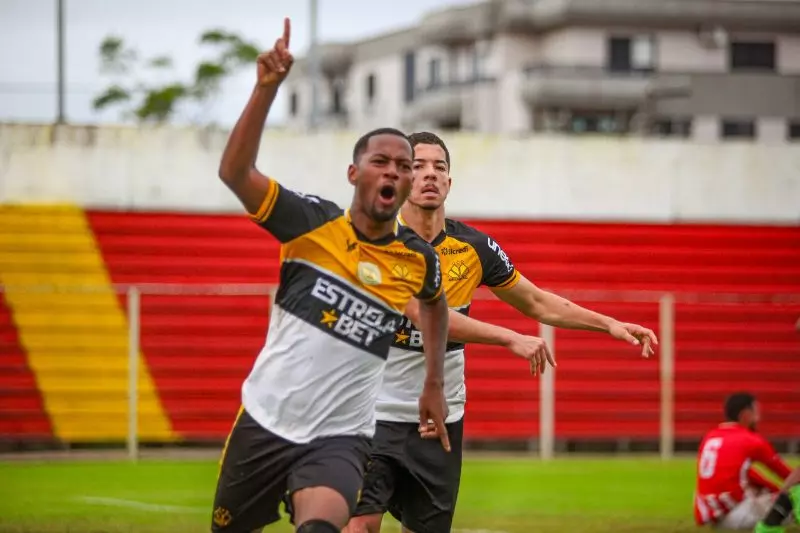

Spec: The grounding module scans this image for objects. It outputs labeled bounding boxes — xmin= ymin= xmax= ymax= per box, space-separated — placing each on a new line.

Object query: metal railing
xmin=1 ymin=284 xmax=797 ymax=461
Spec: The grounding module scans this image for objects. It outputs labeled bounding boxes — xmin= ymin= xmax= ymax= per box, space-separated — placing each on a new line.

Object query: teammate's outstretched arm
xmin=218 ymin=18 xmax=292 ymax=215
xmin=404 ymin=300 xmax=554 ymax=374
xmin=492 ymin=275 xmax=659 ymax=358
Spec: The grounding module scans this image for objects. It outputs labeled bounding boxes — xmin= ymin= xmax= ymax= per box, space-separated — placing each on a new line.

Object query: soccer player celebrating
xmin=211 ymin=20 xmax=451 ymax=533
xmin=345 ymin=131 xmax=659 ymax=533
xmin=694 ymin=392 xmax=794 ymax=529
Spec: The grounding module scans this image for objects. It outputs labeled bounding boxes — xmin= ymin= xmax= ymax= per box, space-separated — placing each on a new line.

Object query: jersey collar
xmin=397 ymin=212 xmax=447 ymax=246
xmin=345 ymin=209 xmax=398 ymax=246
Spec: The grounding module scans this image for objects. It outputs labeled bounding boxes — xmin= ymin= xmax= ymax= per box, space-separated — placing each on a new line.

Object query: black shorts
xmin=211 ymin=408 xmax=371 ymax=532
xmin=353 ymin=418 xmax=464 ymax=533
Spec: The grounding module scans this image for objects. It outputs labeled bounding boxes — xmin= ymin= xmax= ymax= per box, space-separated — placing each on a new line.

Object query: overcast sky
xmin=0 ymin=0 xmax=474 ymax=127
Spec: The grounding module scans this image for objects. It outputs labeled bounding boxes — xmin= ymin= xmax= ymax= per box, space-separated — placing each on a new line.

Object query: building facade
xmin=283 ymin=0 xmax=800 ymax=142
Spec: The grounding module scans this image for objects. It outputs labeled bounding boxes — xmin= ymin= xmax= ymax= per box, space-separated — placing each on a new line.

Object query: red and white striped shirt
xmin=694 ymin=423 xmax=792 ymax=525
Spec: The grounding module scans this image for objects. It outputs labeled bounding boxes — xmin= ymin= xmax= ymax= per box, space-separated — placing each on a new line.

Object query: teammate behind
xmin=695 ymin=392 xmax=794 ymax=529
xmin=212 ymin=19 xmax=450 ymax=533
xmin=346 ymin=131 xmax=659 ymax=533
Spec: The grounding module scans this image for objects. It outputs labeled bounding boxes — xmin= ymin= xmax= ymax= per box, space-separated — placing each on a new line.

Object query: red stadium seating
xmin=0 ymin=293 xmax=52 ymax=439
xmin=81 ymin=212 xmax=800 ymax=443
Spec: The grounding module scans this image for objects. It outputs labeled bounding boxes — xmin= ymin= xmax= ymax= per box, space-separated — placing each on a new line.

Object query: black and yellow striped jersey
xmin=241 ymin=179 xmax=444 ymax=443
xmin=376 ymin=216 xmax=520 ymax=424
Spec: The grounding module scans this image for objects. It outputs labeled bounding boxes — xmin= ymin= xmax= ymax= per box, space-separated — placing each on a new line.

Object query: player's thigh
xmin=212 ymin=408 xmax=296 ymax=533
xmin=400 ymin=418 xmax=465 ymax=533
xmin=287 ymin=434 xmax=372 ymax=529
xmin=719 ymin=494 xmax=774 ymax=530
xmin=354 ymin=422 xmax=411 ymax=517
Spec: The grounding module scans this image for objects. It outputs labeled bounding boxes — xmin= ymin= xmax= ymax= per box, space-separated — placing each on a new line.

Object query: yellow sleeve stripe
xmin=249 ymin=179 xmax=279 ymax=223
xmin=494 ymin=270 xmax=521 ymax=290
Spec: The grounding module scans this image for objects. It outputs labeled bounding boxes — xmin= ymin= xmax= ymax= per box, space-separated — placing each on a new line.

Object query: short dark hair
xmin=724 ymin=392 xmax=756 ymax=422
xmin=408 ymin=131 xmax=451 ymax=171
xmin=352 ymin=127 xmax=410 ymax=163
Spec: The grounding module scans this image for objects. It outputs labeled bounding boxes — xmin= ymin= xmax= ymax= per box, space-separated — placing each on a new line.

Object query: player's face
xmin=349 ymin=134 xmax=413 ymax=223
xmin=408 ymin=143 xmax=451 ymax=210
xmin=747 ymin=401 xmax=761 ymax=431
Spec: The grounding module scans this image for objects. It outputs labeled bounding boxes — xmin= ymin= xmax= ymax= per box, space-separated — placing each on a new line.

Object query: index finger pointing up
xmin=283 ymin=17 xmax=291 ymax=49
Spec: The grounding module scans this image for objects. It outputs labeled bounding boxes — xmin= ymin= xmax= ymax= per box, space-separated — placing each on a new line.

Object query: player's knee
xmin=296 ymin=519 xmax=339 ymax=533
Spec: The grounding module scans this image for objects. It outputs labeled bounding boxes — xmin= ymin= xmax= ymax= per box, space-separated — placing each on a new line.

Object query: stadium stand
xmin=1 ymin=207 xmax=798 ymax=444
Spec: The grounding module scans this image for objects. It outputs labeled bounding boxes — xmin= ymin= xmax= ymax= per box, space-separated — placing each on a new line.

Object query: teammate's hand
xmin=418 ymin=381 xmax=451 ymax=452
xmin=608 ymin=321 xmax=658 ymax=358
xmin=257 ymin=18 xmax=293 ymax=87
xmin=506 ymin=333 xmax=555 ymax=376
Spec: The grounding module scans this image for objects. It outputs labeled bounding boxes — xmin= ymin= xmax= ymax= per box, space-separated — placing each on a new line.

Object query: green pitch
xmin=0 ymin=456 xmax=797 ymax=533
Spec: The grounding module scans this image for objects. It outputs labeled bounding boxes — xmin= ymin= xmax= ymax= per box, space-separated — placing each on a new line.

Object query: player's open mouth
xmin=379 ymin=185 xmax=396 ymax=205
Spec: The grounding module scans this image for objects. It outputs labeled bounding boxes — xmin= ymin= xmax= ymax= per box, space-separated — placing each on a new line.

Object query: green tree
xmin=92 ymin=30 xmax=261 ymax=124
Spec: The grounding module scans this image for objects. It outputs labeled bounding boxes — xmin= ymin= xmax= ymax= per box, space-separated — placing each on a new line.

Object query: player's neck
xmin=348 ymin=206 xmax=396 ymax=241
xmin=400 ymin=204 xmax=445 ymax=243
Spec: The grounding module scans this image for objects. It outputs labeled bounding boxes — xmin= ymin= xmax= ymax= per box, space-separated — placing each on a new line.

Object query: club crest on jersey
xmin=391 ymin=263 xmax=410 ymax=280
xmin=447 ymin=261 xmax=469 ymax=281
xmin=357 ymin=261 xmax=382 ymax=285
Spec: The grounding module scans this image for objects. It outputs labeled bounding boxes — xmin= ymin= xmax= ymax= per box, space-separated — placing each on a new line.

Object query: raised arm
xmin=218 ymin=18 xmax=293 ymax=215
xmin=492 ymin=275 xmax=659 ymax=357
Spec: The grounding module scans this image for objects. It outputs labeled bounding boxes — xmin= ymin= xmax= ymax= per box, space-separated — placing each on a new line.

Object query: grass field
xmin=0 ymin=455 xmax=797 ymax=533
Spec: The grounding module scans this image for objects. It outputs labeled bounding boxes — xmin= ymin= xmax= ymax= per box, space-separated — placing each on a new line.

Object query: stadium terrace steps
xmin=86 ymin=211 xmax=799 ymax=442
xmin=0 ymin=205 xmax=173 ymax=442
xmin=0 ymin=292 xmax=52 ymax=439
xmin=87 ymin=212 xmax=272 ymax=437
xmin=470 ymin=220 xmax=800 ymax=440
xmin=3 ymin=207 xmax=796 ymax=444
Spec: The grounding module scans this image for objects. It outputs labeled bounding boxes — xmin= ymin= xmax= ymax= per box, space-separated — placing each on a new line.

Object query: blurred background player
xmin=346 ymin=131 xmax=659 ymax=533
xmin=694 ymin=392 xmax=794 ymax=530
xmin=213 ymin=19 xmax=451 ymax=533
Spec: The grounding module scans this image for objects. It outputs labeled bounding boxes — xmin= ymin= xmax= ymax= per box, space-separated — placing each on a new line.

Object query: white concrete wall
xmin=1 ymin=124 xmax=798 ymax=223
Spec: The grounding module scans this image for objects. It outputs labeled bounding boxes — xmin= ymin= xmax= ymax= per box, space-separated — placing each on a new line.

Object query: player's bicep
xmin=224 ymin=168 xmax=274 ymax=217
xmin=249 ymin=180 xmax=340 ymax=243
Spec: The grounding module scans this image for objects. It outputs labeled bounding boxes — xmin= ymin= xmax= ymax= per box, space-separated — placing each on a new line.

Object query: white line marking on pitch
xmin=453 ymin=530 xmax=510 ymax=533
xmin=77 ymin=496 xmax=207 ymax=514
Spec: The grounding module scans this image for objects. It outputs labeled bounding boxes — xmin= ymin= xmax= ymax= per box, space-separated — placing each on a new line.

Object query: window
xmin=290 ymin=91 xmax=298 ymax=117
xmin=730 ymin=41 xmax=775 ymax=71
xmin=788 ymin=120 xmax=800 ymax=141
xmin=721 ymin=119 xmax=756 ymax=140
xmin=366 ymin=74 xmax=376 ymax=104
xmin=428 ymin=58 xmax=441 ymax=89
xmin=652 ymin=118 xmax=692 ymax=138
xmin=470 ymin=45 xmax=480 ymax=80
xmin=331 ymin=85 xmax=342 ymax=114
xmin=403 ymin=51 xmax=416 ymax=103
xmin=608 ymin=35 xmax=655 ymax=73
xmin=448 ymin=49 xmax=459 ymax=83
xmin=567 ymin=111 xmax=625 ymax=134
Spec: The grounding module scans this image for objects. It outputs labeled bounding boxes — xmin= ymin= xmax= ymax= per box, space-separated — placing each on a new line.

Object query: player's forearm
xmin=218 ymin=84 xmax=278 ymax=186
xmin=749 ymin=468 xmax=782 ymax=493
xmin=766 ymin=456 xmax=794 ymax=480
xmin=446 ymin=310 xmax=519 ymax=346
xmin=405 ymin=300 xmax=516 ymax=346
xmin=527 ymin=290 xmax=616 ymax=333
xmin=417 ymin=296 xmax=449 ymax=386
